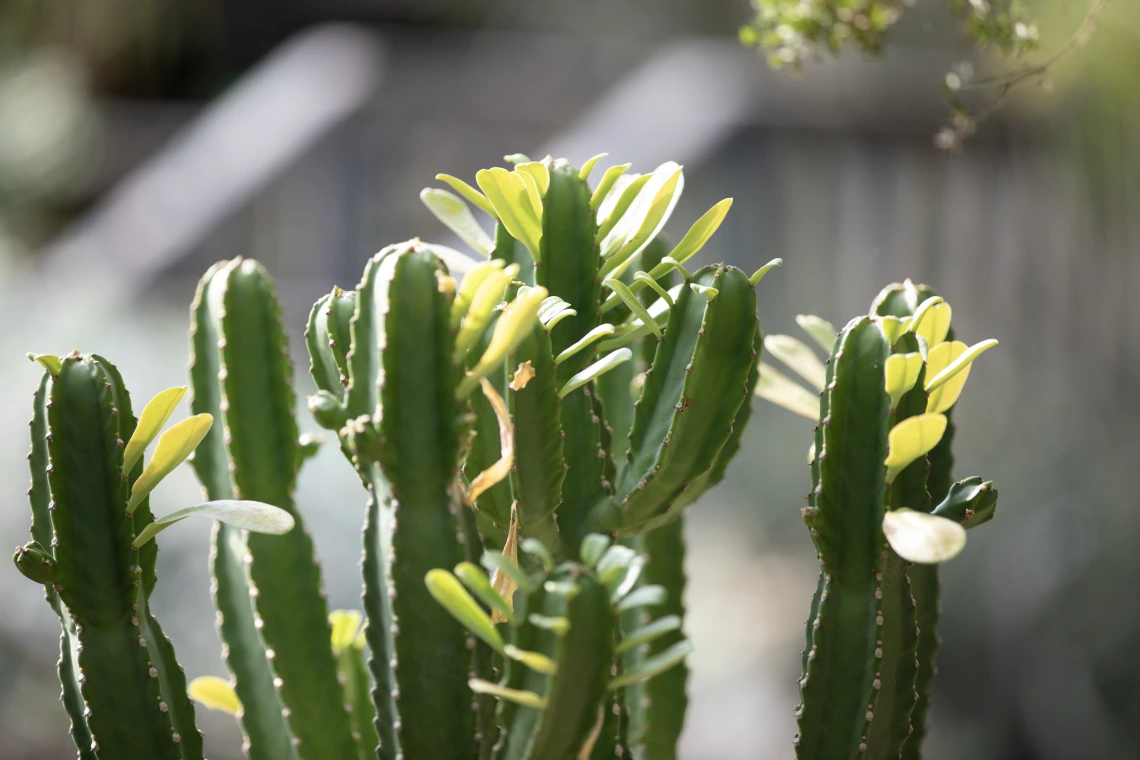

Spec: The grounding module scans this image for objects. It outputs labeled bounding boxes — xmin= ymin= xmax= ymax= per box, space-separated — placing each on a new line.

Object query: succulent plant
xmin=756 ymin=280 xmax=999 ymax=759
xmin=12 ymin=351 xmax=291 ymax=759
xmin=11 ymin=151 xmax=1005 ymax=760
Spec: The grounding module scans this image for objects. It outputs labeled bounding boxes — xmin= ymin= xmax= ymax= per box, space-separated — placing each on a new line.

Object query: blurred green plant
xmin=740 ymin=0 xmax=1113 ymax=150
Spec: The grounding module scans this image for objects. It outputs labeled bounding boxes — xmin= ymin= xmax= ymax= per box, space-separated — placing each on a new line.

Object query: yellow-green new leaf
xmin=468 ymin=680 xmax=548 ymax=710
xmin=589 ymin=163 xmax=632 ymax=211
xmin=596 ymin=173 xmax=651 ymax=242
xmin=504 ymin=645 xmax=558 ymax=675
xmin=128 ymin=413 xmax=214 ymax=513
xmin=477 ymin=167 xmax=542 ymax=260
xmin=420 ymin=188 xmax=494 ymax=255
xmin=453 ymin=262 xmax=518 ymax=360
xmin=436 ymin=173 xmax=497 ymax=218
xmin=749 ymin=258 xmax=782 ymax=287
xmin=764 ymin=335 xmax=827 ymax=390
xmin=879 ymin=315 xmax=908 ymax=346
xmin=883 ymin=508 xmax=967 ymax=564
xmin=451 ymin=259 xmax=508 ymax=330
xmin=27 ymin=353 xmax=61 ymax=376
xmin=123 ymin=386 xmax=188 ymax=473
xmin=578 ymin=153 xmax=607 ymax=181
xmin=188 ymin=676 xmax=241 ymax=716
xmin=885 ymin=413 xmax=948 ymax=483
xmin=453 ymin=561 xmax=515 ymax=624
xmin=664 ymin=198 xmax=733 ymax=265
xmin=909 ymin=297 xmax=951 ymax=346
xmin=515 ymin=162 xmax=550 ymax=197
xmin=885 ymin=352 xmax=924 ymax=409
xmin=459 ymin=286 xmax=549 ymax=397
xmin=425 ymin=569 xmax=505 ymax=653
xmin=795 ymin=315 xmax=836 ymax=352
xmin=133 ymin=499 xmax=294 ymax=547
xmin=925 ymin=338 xmax=998 ymax=406
xmin=600 ymin=165 xmax=685 ymax=278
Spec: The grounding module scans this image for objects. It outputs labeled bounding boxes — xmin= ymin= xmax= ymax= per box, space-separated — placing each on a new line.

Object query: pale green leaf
xmin=123 ymin=386 xmax=188 ymax=473
xmin=883 ymin=508 xmax=968 ymax=564
xmin=596 ymin=173 xmax=651 ymax=242
xmin=453 ymin=262 xmax=518 ymax=360
xmin=749 ymin=258 xmax=783 ymax=286
xmin=589 ymin=163 xmax=632 ymax=211
xmin=451 ymin=258 xmax=507 ymax=330
xmin=515 ymin=167 xmax=545 ymax=219
xmin=608 ymin=640 xmax=693 ymax=690
xmin=425 ymin=569 xmax=505 ymax=653
xmin=604 ymin=278 xmax=662 ymax=338
xmin=27 ymin=353 xmax=61 ymax=376
xmin=188 ymin=676 xmax=241 ymax=716
xmin=420 ymin=188 xmax=494 ymax=255
xmin=554 ymin=324 xmax=616 ymax=364
xmin=435 ymin=174 xmax=497 ymax=218
xmin=459 ymin=285 xmax=548 ymax=397
xmin=688 ymin=283 xmax=719 ymax=301
xmin=476 ymin=167 xmax=542 ymax=260
xmin=795 ymin=314 xmax=836 ymax=352
xmin=578 ymin=153 xmax=607 ymax=181
xmin=133 ymin=499 xmax=295 ymax=547
xmin=580 ymin=534 xmax=611 ymax=568
xmin=503 ymin=153 xmax=531 ymax=164
xmin=885 ymin=413 xmax=948 ymax=483
xmin=128 ymin=413 xmax=214 ymax=513
xmin=558 ymin=348 xmax=633 ymax=399
xmin=665 ymin=198 xmax=733 ymax=264
xmin=615 ymin=584 xmax=667 ymax=612
xmin=468 ymin=679 xmax=548 ymax=710
xmin=515 ymin=162 xmax=550 ymax=197
xmin=633 ymin=272 xmax=674 ymax=308
xmin=754 ymin=362 xmax=820 ymax=420
xmin=764 ymin=335 xmax=827 ymax=390
xmin=616 ymin=615 xmax=683 ymax=654
xmin=454 ymin=561 xmax=514 ymax=624
xmin=884 ymin=352 xmax=923 ymax=409
xmin=909 ymin=297 xmax=951 ymax=346
xmin=925 ymin=338 xmax=998 ymax=401
xmin=505 ymin=645 xmax=558 ymax=675
xmin=879 ymin=315 xmax=908 ymax=346
xmin=600 ymin=165 xmax=685 ymax=278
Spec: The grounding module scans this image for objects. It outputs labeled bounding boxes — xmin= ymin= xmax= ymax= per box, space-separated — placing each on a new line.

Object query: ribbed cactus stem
xmin=189 ymin=258 xmax=354 ymax=760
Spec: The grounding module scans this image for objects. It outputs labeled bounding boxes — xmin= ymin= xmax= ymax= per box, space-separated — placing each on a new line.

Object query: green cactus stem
xmin=189 ymin=258 xmax=355 ymax=760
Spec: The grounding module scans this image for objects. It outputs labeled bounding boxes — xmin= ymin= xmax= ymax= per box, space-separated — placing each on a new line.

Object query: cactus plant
xmin=12 ymin=352 xmax=291 ymax=760
xmin=14 ymin=153 xmax=1004 ymax=760
xmin=756 ymin=280 xmax=999 ymax=759
xmin=297 ymin=153 xmax=778 ymax=758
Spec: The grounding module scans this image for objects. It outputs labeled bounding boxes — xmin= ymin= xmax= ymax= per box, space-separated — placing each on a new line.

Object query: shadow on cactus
xmin=756 ymin=279 xmax=999 ymax=759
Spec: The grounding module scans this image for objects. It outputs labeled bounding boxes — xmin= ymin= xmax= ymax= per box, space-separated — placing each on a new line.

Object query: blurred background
xmin=0 ymin=1 xmax=1137 ymax=758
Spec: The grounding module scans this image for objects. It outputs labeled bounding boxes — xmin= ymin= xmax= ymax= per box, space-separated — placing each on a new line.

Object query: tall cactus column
xmin=189 ymin=258 xmax=356 ymax=760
